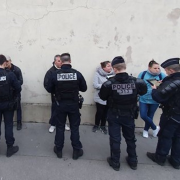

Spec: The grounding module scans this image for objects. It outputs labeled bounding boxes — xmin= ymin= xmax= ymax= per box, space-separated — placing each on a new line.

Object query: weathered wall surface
xmin=1 ymin=0 xmax=180 ymax=125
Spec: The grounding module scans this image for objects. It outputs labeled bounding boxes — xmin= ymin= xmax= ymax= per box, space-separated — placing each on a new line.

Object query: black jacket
xmin=99 ymin=72 xmax=147 ymax=106
xmin=0 ymin=68 xmax=21 ymax=110
xmin=8 ymin=63 xmax=23 ymax=85
xmin=152 ymin=72 xmax=180 ymax=122
xmin=44 ymin=65 xmax=57 ymax=91
xmin=44 ymin=64 xmax=87 ymax=101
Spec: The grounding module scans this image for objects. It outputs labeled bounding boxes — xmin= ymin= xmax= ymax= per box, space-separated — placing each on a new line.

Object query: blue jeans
xmin=139 ymin=102 xmax=159 ymax=131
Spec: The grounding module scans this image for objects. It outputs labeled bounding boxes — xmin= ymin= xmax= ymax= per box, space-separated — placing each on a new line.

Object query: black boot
xmin=168 ymin=155 xmax=180 ymax=169
xmin=126 ymin=157 xmax=137 ymax=170
xmin=54 ymin=146 xmax=62 ymax=158
xmin=107 ymin=157 xmax=120 ymax=171
xmin=6 ymin=146 xmax=19 ymax=157
xmin=72 ymin=149 xmax=83 ymax=160
xmin=146 ymin=152 xmax=165 ymax=166
xmin=17 ymin=122 xmax=22 ymax=130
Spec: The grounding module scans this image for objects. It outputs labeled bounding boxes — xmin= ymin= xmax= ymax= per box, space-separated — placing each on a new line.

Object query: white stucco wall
xmin=1 ymin=0 xmax=180 ymax=124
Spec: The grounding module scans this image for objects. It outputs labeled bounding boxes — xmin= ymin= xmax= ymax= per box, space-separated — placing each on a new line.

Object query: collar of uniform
xmin=61 ymin=64 xmax=72 ymax=69
xmin=114 ymin=72 xmax=129 ymax=81
xmin=163 ymin=72 xmax=180 ymax=82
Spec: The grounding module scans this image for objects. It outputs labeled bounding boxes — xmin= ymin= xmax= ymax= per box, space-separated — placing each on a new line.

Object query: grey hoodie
xmin=93 ymin=66 xmax=114 ymax=105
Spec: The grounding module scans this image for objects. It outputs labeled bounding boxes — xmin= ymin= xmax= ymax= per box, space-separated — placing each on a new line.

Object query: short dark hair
xmin=166 ymin=64 xmax=180 ymax=72
xmin=100 ymin=61 xmax=110 ymax=68
xmin=54 ymin=54 xmax=61 ymax=61
xmin=148 ymin=59 xmax=159 ymax=67
xmin=0 ymin=54 xmax=7 ymax=65
xmin=60 ymin=53 xmax=71 ymax=62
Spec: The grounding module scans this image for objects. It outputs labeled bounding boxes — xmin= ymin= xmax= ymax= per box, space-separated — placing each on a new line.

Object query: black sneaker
xmin=54 ymin=146 xmax=62 ymax=158
xmin=17 ymin=122 xmax=22 ymax=130
xmin=72 ymin=149 xmax=83 ymax=160
xmin=107 ymin=157 xmax=120 ymax=171
xmin=126 ymin=157 xmax=137 ymax=170
xmin=168 ymin=155 xmax=180 ymax=169
xmin=100 ymin=126 xmax=107 ymax=134
xmin=6 ymin=146 xmax=19 ymax=157
xmin=146 ymin=152 xmax=165 ymax=166
xmin=92 ymin=125 xmax=99 ymax=132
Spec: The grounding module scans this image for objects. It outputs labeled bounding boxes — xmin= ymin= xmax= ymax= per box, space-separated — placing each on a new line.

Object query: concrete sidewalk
xmin=0 ymin=123 xmax=179 ymax=180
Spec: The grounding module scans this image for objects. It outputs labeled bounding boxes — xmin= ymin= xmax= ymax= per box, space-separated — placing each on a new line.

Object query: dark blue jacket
xmin=99 ymin=73 xmax=147 ymax=102
xmin=0 ymin=68 xmax=21 ymax=110
xmin=7 ymin=63 xmax=23 ymax=85
xmin=44 ymin=65 xmax=57 ymax=91
xmin=152 ymin=72 xmax=180 ymax=122
xmin=45 ymin=64 xmax=87 ymax=95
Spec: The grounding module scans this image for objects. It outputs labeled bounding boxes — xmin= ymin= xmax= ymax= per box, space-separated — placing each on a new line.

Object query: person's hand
xmin=151 ymin=84 xmax=157 ymax=89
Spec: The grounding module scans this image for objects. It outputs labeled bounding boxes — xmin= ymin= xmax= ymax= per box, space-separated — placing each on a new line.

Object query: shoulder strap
xmin=141 ymin=71 xmax=147 ymax=79
xmin=159 ymin=73 xmax=162 ymax=80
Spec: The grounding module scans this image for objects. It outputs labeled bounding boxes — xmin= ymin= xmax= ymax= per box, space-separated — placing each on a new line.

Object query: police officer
xmin=6 ymin=56 xmax=23 ymax=130
xmin=0 ymin=54 xmax=21 ymax=157
xmin=44 ymin=55 xmax=70 ymax=132
xmin=45 ymin=53 xmax=87 ymax=159
xmin=147 ymin=58 xmax=180 ymax=170
xmin=99 ymin=56 xmax=147 ymax=171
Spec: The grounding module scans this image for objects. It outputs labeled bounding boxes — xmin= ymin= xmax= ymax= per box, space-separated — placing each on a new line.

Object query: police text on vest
xmin=57 ymin=73 xmax=77 ymax=81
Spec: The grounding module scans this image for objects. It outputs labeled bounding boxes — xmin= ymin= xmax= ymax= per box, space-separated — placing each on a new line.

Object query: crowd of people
xmin=0 ymin=53 xmax=179 ymax=171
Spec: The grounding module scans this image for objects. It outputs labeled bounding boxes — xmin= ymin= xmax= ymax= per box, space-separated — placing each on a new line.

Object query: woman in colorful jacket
xmin=138 ymin=60 xmax=166 ymax=138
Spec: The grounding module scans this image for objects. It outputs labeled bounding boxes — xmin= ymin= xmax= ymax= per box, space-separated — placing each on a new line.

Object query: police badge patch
xmin=57 ymin=73 xmax=77 ymax=81
xmin=112 ymin=83 xmax=135 ymax=95
xmin=0 ymin=76 xmax=6 ymax=81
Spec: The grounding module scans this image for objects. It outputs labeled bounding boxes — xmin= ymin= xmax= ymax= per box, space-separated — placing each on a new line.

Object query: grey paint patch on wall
xmin=125 ymin=46 xmax=132 ymax=63
xmin=70 ymin=0 xmax=74 ymax=5
xmin=126 ymin=35 xmax=130 ymax=42
xmin=114 ymin=33 xmax=119 ymax=42
xmin=93 ymin=34 xmax=100 ymax=44
xmin=167 ymin=8 xmax=180 ymax=25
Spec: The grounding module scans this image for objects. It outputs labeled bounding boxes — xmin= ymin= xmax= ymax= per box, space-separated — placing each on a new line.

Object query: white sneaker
xmin=143 ymin=130 xmax=148 ymax=138
xmin=65 ymin=124 xmax=70 ymax=131
xmin=49 ymin=126 xmax=56 ymax=133
xmin=153 ymin=126 xmax=160 ymax=137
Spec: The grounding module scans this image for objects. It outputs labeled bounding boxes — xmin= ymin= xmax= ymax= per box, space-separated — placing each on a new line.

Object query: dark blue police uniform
xmin=147 ymin=58 xmax=180 ymax=169
xmin=45 ymin=64 xmax=87 ymax=159
xmin=44 ymin=65 xmax=59 ymax=126
xmin=99 ymin=56 xmax=147 ymax=171
xmin=0 ymin=68 xmax=21 ymax=149
xmin=6 ymin=63 xmax=23 ymax=130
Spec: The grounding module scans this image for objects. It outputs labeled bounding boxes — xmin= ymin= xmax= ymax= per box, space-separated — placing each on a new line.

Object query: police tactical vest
xmin=55 ymin=68 xmax=79 ymax=101
xmin=108 ymin=76 xmax=137 ymax=109
xmin=0 ymin=70 xmax=13 ymax=102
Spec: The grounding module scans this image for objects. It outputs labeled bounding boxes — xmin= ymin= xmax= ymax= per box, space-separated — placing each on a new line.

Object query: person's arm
xmin=17 ymin=67 xmax=23 ymax=85
xmin=93 ymin=72 xmax=102 ymax=90
xmin=78 ymin=72 xmax=87 ymax=92
xmin=10 ymin=72 xmax=21 ymax=94
xmin=151 ymin=80 xmax=180 ymax=103
xmin=44 ymin=70 xmax=55 ymax=93
xmin=136 ymin=78 xmax=147 ymax=96
xmin=44 ymin=70 xmax=51 ymax=91
xmin=99 ymin=81 xmax=111 ymax=101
